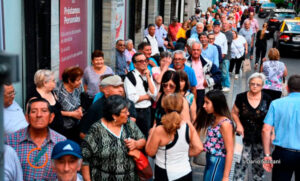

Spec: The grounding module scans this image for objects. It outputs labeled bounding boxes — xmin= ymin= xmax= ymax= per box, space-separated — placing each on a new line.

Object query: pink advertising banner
xmin=59 ymin=0 xmax=87 ymax=78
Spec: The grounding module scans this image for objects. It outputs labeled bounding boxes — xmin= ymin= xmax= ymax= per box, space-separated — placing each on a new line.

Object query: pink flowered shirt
xmin=204 ymin=118 xmax=233 ymax=157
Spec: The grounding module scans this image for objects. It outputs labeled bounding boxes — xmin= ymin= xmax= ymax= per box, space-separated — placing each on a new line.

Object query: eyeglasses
xmin=173 ymin=58 xmax=184 ymax=61
xmin=250 ymin=83 xmax=262 ymax=87
xmin=208 ymin=38 xmax=215 ymax=40
xmin=118 ymin=44 xmax=125 ymax=47
xmin=162 ymin=83 xmax=176 ymax=89
xmin=136 ymin=59 xmax=149 ymax=64
xmin=5 ymin=91 xmax=16 ymax=97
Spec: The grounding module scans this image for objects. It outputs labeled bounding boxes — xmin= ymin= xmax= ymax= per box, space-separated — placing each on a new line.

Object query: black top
xmin=79 ymin=96 xmax=137 ymax=134
xmin=255 ymin=30 xmax=270 ymax=48
xmin=26 ymin=88 xmax=64 ymax=134
xmin=154 ymin=95 xmax=165 ymax=126
xmin=234 ymin=91 xmax=271 ymax=144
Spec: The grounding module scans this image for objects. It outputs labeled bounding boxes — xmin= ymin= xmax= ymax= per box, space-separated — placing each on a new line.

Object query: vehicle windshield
xmin=262 ymin=3 xmax=276 ymax=7
xmin=285 ymin=22 xmax=300 ymax=32
xmin=275 ymin=13 xmax=296 ymax=19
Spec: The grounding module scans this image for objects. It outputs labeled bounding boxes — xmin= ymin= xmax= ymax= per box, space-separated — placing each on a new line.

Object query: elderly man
xmin=124 ymin=52 xmax=157 ymax=138
xmin=262 ymin=75 xmax=300 ymax=181
xmin=115 ymin=39 xmax=127 ymax=79
xmin=79 ymin=75 xmax=137 ymax=138
xmin=239 ymin=20 xmax=254 ymax=60
xmin=6 ymin=98 xmax=66 ymax=180
xmin=144 ymin=16 xmax=168 ymax=51
xmin=170 ymin=50 xmax=197 ymax=98
xmin=187 ymin=42 xmax=222 ymax=109
xmin=3 ymin=81 xmax=28 ymax=135
xmin=190 ymin=22 xmax=205 ymax=41
xmin=144 ymin=24 xmax=160 ymax=56
xmin=51 ymin=140 xmax=83 ymax=181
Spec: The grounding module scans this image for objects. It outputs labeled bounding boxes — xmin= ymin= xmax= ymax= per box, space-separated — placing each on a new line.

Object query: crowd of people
xmin=3 ymin=0 xmax=300 ymax=181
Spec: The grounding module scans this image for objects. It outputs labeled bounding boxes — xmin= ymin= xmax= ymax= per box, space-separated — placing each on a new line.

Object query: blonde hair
xmin=161 ymin=93 xmax=183 ymax=135
xmin=34 ymin=69 xmax=54 ymax=88
xmin=268 ymin=48 xmax=280 ymax=60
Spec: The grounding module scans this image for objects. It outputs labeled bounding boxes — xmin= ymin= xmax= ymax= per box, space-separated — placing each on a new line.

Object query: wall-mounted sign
xmin=59 ymin=0 xmax=87 ymax=78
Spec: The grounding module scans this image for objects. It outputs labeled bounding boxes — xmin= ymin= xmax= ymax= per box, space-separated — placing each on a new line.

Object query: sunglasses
xmin=136 ymin=59 xmax=149 ymax=64
xmin=162 ymin=83 xmax=176 ymax=89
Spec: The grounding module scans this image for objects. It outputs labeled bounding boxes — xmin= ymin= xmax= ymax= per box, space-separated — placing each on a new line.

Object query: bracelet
xmin=264 ymin=154 xmax=271 ymax=157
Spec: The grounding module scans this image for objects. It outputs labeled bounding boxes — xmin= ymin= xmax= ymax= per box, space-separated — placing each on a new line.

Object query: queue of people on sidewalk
xmin=3 ymin=0 xmax=300 ymax=181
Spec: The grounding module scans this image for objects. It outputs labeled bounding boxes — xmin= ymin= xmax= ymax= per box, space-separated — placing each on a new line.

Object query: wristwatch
xmin=264 ymin=154 xmax=271 ymax=157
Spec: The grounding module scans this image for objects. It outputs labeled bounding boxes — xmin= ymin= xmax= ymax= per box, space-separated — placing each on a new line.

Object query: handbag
xmin=124 ymin=122 xmax=153 ymax=180
xmin=243 ymin=58 xmax=251 ymax=73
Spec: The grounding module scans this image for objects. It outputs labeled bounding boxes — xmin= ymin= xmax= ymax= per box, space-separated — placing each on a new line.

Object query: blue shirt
xmin=115 ymin=50 xmax=127 ymax=76
xmin=201 ymin=44 xmax=219 ymax=67
xmin=264 ymin=92 xmax=300 ymax=150
xmin=170 ymin=64 xmax=197 ymax=87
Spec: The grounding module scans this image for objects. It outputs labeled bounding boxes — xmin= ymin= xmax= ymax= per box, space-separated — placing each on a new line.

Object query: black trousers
xmin=272 ymin=146 xmax=300 ymax=181
xmin=255 ymin=45 xmax=267 ymax=65
xmin=196 ymin=89 xmax=205 ymax=111
xmin=136 ymin=107 xmax=151 ymax=138
xmin=229 ymin=56 xmax=244 ymax=74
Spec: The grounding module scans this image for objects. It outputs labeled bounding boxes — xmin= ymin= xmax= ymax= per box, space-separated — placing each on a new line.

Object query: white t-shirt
xmin=231 ymin=35 xmax=247 ymax=59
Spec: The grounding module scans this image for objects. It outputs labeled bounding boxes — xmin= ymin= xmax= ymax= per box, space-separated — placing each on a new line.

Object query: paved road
xmin=192 ymin=14 xmax=299 ymax=181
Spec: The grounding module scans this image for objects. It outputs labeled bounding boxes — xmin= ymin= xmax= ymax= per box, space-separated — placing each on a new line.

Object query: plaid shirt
xmin=6 ymin=127 xmax=66 ymax=181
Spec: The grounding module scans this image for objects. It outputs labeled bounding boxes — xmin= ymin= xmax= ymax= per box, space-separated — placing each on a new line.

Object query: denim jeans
xmin=272 ymin=146 xmax=300 ymax=181
xmin=203 ymin=153 xmax=226 ymax=181
xmin=221 ymin=59 xmax=230 ymax=88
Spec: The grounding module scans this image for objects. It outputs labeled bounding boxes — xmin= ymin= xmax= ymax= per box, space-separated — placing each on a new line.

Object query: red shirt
xmin=168 ymin=23 xmax=182 ymax=41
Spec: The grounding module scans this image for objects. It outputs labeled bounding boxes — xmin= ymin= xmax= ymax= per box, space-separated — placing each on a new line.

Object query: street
xmin=192 ymin=14 xmax=299 ymax=181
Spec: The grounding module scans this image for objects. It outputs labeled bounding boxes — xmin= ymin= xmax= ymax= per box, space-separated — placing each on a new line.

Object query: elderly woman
xmin=229 ymin=30 xmax=248 ymax=79
xmin=83 ymin=50 xmax=114 ymax=99
xmin=124 ymin=39 xmax=136 ymax=66
xmin=27 ymin=69 xmax=63 ymax=133
xmin=260 ymin=48 xmax=288 ymax=101
xmin=146 ymin=93 xmax=202 ymax=180
xmin=232 ymin=73 xmax=272 ymax=181
xmin=55 ymin=66 xmax=84 ymax=142
xmin=81 ymin=95 xmax=146 ymax=181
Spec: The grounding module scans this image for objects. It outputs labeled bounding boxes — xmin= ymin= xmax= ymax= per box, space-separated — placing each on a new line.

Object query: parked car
xmin=273 ymin=18 xmax=300 ymax=55
xmin=266 ymin=9 xmax=297 ymax=36
xmin=258 ymin=2 xmax=276 ymax=18
xmin=256 ymin=0 xmax=270 ymax=13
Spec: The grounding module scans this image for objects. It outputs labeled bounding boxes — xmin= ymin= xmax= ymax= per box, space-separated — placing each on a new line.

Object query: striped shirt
xmin=6 ymin=127 xmax=66 ymax=181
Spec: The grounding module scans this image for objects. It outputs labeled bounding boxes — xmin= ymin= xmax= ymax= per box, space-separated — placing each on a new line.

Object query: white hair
xmin=125 ymin=39 xmax=133 ymax=46
xmin=172 ymin=50 xmax=186 ymax=59
xmin=196 ymin=22 xmax=204 ymax=28
xmin=247 ymin=72 xmax=266 ymax=86
xmin=34 ymin=69 xmax=54 ymax=88
xmin=191 ymin=41 xmax=202 ymax=49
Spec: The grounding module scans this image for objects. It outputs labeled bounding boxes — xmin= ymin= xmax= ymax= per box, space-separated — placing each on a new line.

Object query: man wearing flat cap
xmin=51 ymin=140 xmax=83 ymax=181
xmin=79 ymin=75 xmax=137 ymax=139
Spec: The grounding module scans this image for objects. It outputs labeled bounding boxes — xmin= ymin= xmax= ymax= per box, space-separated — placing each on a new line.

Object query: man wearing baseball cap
xmin=79 ymin=75 xmax=137 ymax=139
xmin=51 ymin=140 xmax=83 ymax=181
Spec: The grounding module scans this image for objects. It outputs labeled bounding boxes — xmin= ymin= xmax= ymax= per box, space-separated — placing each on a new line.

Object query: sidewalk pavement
xmin=191 ymin=66 xmax=257 ymax=181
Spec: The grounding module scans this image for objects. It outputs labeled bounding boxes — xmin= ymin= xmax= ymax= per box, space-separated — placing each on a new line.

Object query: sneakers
xmin=222 ymin=87 xmax=230 ymax=92
xmin=235 ymin=75 xmax=239 ymax=79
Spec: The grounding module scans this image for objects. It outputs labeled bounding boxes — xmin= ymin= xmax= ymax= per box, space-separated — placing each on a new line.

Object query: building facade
xmin=0 ymin=0 xmax=206 ymax=107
